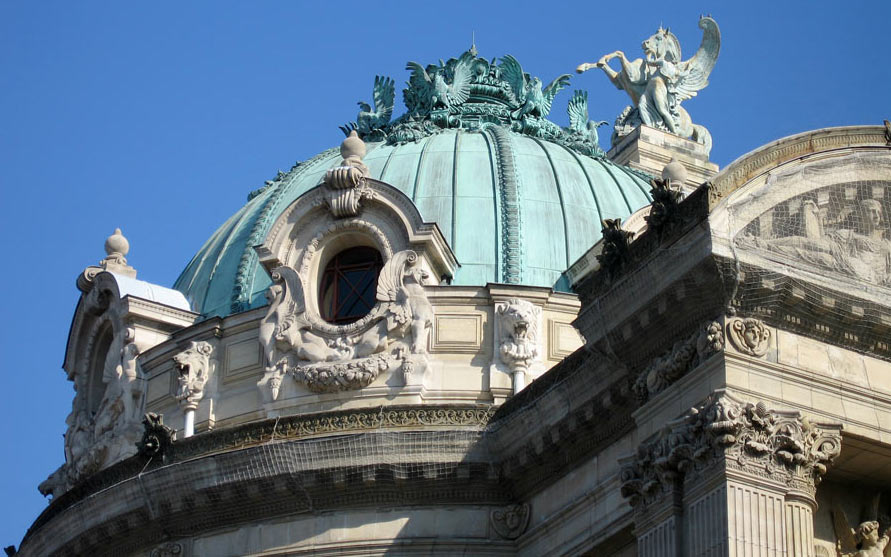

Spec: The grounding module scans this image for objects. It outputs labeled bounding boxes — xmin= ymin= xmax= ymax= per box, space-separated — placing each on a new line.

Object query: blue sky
xmin=1 ymin=0 xmax=889 ymax=548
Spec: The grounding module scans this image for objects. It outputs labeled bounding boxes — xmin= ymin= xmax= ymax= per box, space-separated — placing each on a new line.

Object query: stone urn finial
xmin=104 ymin=228 xmax=130 ymax=264
xmin=341 ymin=129 xmax=367 ymax=163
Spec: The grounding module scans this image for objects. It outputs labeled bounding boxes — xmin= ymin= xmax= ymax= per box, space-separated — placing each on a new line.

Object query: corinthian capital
xmin=620 ymin=391 xmax=842 ymax=510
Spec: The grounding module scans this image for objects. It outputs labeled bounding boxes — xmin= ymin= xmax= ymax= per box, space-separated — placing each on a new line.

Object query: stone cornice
xmin=709 ymin=126 xmax=889 ymax=210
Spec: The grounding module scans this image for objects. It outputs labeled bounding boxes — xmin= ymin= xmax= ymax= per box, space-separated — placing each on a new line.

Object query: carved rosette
xmin=620 ymin=392 xmax=841 ymax=511
xmin=490 ymin=503 xmax=531 ymax=540
xmin=726 ymin=317 xmax=771 ymax=357
xmin=633 ymin=320 xmax=724 ymax=402
xmin=174 ymin=341 xmax=214 ymax=411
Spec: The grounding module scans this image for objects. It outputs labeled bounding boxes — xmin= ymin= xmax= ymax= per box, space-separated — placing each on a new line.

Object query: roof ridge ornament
xmin=78 ymin=227 xmax=137 ymax=292
xmin=323 ymin=130 xmax=372 ymax=218
xmin=341 ymin=49 xmax=608 ymax=158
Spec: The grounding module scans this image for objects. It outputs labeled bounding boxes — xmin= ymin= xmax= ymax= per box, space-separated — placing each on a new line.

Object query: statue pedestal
xmin=607 ymin=125 xmax=719 ymax=192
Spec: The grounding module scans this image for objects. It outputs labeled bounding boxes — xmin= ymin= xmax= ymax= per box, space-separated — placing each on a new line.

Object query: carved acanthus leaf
xmin=136 ymin=413 xmax=175 ymax=458
xmin=620 ymin=392 xmax=842 ymax=511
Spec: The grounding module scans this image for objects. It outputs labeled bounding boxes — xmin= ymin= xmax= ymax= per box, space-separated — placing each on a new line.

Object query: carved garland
xmin=620 ymin=392 xmax=842 ymax=511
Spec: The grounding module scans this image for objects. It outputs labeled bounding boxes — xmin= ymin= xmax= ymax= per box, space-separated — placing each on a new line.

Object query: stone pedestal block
xmin=608 ymin=125 xmax=719 ymax=191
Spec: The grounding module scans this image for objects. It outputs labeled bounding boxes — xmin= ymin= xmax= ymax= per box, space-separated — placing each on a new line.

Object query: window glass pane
xmin=319 ymin=246 xmax=383 ymax=324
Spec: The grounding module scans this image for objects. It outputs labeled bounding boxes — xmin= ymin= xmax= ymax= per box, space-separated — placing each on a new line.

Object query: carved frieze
xmin=490 ymin=503 xmax=531 ymax=540
xmin=620 ymin=392 xmax=842 ymax=511
xmin=258 ymin=249 xmax=433 ymax=399
xmin=174 ymin=341 xmax=214 ymax=410
xmin=726 ymin=317 xmax=771 ymax=357
xmin=633 ymin=320 xmax=723 ymax=402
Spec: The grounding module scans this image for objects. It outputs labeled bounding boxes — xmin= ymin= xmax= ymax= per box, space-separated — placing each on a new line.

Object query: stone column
xmin=621 ymin=391 xmax=842 ymax=557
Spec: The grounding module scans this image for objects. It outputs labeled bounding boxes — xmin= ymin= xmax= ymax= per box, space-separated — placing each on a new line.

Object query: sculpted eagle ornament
xmin=404 ymin=51 xmax=474 ymax=113
xmin=566 ymin=89 xmax=608 ymax=147
xmin=500 ymin=54 xmax=571 ymax=120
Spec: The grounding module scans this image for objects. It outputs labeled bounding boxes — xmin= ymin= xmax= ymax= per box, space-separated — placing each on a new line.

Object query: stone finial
xmin=339 ymin=130 xmax=369 ymax=174
xmin=661 ymin=157 xmax=688 ymax=187
xmin=78 ymin=227 xmax=137 ymax=291
xmin=324 ymin=131 xmax=372 ymax=217
xmin=103 ymin=228 xmax=130 ymax=265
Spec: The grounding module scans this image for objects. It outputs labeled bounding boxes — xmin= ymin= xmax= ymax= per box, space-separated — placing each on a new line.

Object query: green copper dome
xmin=174 ymin=50 xmax=653 ymax=318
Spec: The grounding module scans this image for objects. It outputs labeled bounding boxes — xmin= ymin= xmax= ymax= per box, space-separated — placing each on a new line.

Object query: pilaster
xmin=621 ymin=390 xmax=842 ymax=556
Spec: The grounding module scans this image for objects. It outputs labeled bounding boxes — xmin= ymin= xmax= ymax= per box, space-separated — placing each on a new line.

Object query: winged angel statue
xmin=832 ymin=501 xmax=891 ymax=557
xmin=577 ymin=16 xmax=720 ymax=152
xmin=500 ymin=55 xmax=571 ymax=120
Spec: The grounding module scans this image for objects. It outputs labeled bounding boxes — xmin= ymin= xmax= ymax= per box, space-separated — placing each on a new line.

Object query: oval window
xmin=319 ymin=246 xmax=383 ymax=324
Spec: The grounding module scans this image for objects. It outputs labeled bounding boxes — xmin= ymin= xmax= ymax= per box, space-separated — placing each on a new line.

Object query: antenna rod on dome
xmin=470 ymin=31 xmax=477 ymax=56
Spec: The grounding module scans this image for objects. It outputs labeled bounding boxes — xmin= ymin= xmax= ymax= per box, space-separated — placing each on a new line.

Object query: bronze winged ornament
xmin=500 ymin=54 xmax=570 ymax=120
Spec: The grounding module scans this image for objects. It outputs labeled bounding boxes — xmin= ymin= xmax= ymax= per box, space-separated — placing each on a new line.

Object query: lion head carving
xmin=173 ymin=341 xmax=213 ymax=409
xmin=497 ymin=298 xmax=541 ymax=372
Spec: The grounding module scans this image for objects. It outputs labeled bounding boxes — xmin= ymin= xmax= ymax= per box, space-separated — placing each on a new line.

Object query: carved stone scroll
xmin=633 ymin=320 xmax=724 ymax=402
xmin=323 ymin=131 xmax=372 ymax=218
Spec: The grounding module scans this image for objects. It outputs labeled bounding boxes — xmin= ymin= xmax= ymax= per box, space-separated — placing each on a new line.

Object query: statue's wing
xmin=404 ymin=62 xmax=432 ymax=111
xmin=376 ymin=250 xmax=416 ymax=302
xmin=567 ymin=90 xmax=589 ymax=132
xmin=446 ymin=51 xmax=474 ymax=106
xmin=541 ymin=74 xmax=572 ymax=116
xmin=499 ymin=55 xmax=527 ymax=103
xmin=675 ymin=16 xmax=721 ymax=101
xmin=373 ymin=75 xmax=395 ymax=124
xmin=831 ymin=506 xmax=858 ymax=554
xmin=270 ymin=267 xmax=307 ymax=337
xmin=377 ymin=250 xmax=417 ymax=329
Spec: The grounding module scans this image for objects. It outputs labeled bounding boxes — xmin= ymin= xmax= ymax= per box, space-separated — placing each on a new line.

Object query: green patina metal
xmin=174 ymin=50 xmax=655 ymax=318
xmin=344 ymin=48 xmax=606 ymax=158
xmin=486 ymin=125 xmax=524 ymax=283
